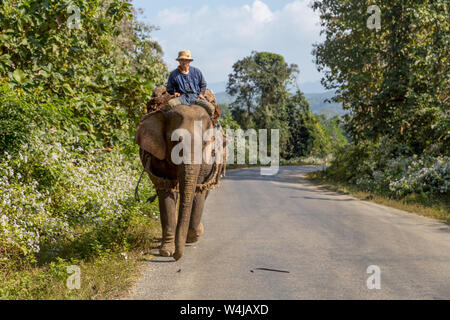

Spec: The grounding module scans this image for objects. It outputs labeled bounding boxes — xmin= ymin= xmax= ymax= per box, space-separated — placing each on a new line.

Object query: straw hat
xmin=176 ymin=50 xmax=194 ymax=61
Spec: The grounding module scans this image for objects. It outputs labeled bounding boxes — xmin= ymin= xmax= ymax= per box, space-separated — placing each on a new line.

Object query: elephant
xmin=135 ymin=104 xmax=224 ymax=261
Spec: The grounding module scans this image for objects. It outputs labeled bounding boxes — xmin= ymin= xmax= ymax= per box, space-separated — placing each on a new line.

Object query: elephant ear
xmin=135 ymin=111 xmax=166 ymax=160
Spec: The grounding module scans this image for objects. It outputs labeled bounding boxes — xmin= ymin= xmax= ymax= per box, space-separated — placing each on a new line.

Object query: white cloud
xmin=153 ymin=0 xmax=323 ymax=84
xmin=244 ymin=0 xmax=274 ymax=23
xmin=156 ymin=9 xmax=190 ymax=26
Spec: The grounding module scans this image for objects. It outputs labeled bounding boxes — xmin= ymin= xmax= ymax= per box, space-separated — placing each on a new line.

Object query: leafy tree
xmin=310 ymin=116 xmax=331 ymax=163
xmin=0 ymin=0 xmax=167 ymax=148
xmin=226 ymin=51 xmax=342 ymax=160
xmin=317 ymin=114 xmax=349 ymax=155
xmin=0 ymin=85 xmax=34 ymax=155
xmin=227 ymin=51 xmax=304 ymax=157
xmin=282 ymin=90 xmax=317 ymax=159
xmin=312 ymin=0 xmax=449 ymax=155
xmin=226 ymin=51 xmax=299 ymax=125
xmin=219 ymin=104 xmax=241 ymax=130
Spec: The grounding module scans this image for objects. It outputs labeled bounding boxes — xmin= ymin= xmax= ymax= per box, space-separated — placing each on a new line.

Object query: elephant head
xmin=135 ymin=105 xmax=217 ymax=261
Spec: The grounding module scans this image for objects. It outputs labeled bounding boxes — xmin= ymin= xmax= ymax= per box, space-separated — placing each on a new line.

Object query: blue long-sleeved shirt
xmin=166 ymin=66 xmax=207 ymax=106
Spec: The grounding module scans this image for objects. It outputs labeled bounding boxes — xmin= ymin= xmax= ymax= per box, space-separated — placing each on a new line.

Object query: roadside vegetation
xmin=305 ymin=1 xmax=449 ymax=222
xmin=307 ymin=171 xmax=449 ymax=224
xmin=219 ymin=51 xmax=348 ymax=166
xmin=0 ymin=0 xmax=164 ymax=299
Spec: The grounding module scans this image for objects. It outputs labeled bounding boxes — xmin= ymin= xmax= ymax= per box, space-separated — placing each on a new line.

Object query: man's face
xmin=179 ymin=59 xmax=191 ymax=68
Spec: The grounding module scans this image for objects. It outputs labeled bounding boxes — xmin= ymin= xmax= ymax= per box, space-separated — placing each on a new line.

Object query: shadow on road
xmin=289 ymin=196 xmax=355 ymax=201
xmin=224 ymin=166 xmax=355 ymax=200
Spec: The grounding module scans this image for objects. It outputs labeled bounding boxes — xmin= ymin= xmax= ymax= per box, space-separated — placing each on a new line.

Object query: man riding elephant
xmin=165 ymin=50 xmax=215 ymax=116
xmin=135 ymin=50 xmax=226 ymax=261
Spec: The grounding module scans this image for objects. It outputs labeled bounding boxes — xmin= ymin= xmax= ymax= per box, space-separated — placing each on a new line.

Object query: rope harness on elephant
xmin=143 ymin=148 xmax=226 ymax=194
xmin=135 ymin=146 xmax=226 ymax=201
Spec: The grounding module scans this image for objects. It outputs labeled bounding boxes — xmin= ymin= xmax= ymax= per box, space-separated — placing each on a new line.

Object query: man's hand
xmin=174 ymin=92 xmax=181 ymax=98
xmin=198 ymin=93 xmax=206 ymax=100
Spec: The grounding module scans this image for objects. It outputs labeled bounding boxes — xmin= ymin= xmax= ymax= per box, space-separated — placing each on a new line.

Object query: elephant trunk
xmin=173 ymin=164 xmax=200 ymax=261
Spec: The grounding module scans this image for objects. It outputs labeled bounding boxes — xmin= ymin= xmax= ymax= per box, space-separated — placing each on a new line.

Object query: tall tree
xmin=282 ymin=90 xmax=317 ymax=159
xmin=0 ymin=0 xmax=168 ymax=147
xmin=312 ymin=0 xmax=449 ymax=155
xmin=226 ymin=51 xmax=300 ymax=154
xmin=226 ymin=51 xmax=336 ymax=159
xmin=226 ymin=51 xmax=299 ymax=124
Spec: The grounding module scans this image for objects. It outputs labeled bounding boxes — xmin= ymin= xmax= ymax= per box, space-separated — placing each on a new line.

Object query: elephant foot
xmin=173 ymin=250 xmax=183 ymax=261
xmin=186 ymin=223 xmax=204 ymax=243
xmin=159 ymin=242 xmax=175 ymax=257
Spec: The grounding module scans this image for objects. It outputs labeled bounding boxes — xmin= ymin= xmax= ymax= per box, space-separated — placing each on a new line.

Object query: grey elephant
xmin=135 ymin=104 xmax=224 ymax=261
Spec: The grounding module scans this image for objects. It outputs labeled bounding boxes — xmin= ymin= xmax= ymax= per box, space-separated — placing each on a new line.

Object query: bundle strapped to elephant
xmin=134 ymin=86 xmax=226 ymax=261
xmin=146 ymin=85 xmax=222 ymax=126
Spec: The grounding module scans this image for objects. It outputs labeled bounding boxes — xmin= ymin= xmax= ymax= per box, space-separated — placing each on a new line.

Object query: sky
xmin=131 ymin=0 xmax=325 ymax=92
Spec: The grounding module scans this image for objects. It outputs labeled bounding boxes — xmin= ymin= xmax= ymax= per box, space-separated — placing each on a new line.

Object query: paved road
xmin=128 ymin=166 xmax=450 ymax=300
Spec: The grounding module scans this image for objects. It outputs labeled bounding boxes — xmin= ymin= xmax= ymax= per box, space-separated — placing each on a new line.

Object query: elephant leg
xmin=157 ymin=190 xmax=178 ymax=256
xmin=186 ymin=190 xmax=208 ymax=243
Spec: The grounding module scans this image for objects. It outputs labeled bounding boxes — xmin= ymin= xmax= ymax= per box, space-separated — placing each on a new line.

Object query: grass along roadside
xmin=0 ymin=221 xmax=161 ymax=300
xmin=306 ymin=171 xmax=450 ymax=224
xmin=226 ymin=157 xmax=329 ymax=171
xmin=0 ymin=130 xmax=164 ymax=299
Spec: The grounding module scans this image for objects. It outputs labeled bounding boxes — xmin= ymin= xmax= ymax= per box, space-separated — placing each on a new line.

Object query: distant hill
xmin=303 ymin=92 xmax=346 ymax=117
xmin=207 ymin=81 xmax=227 ymax=94
xmin=215 ymin=90 xmax=345 ymax=117
xmin=215 ymin=91 xmax=235 ymax=105
xmin=298 ymin=81 xmax=327 ymax=93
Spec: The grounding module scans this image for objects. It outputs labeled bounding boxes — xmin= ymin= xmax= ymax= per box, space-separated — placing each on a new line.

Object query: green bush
xmin=0 ymin=0 xmax=167 ymax=149
xmin=0 ymin=130 xmax=159 ymax=266
xmin=0 ymin=85 xmax=35 ymax=155
xmin=325 ymin=139 xmax=449 ymax=199
xmin=0 ymin=1 xmax=165 ymax=296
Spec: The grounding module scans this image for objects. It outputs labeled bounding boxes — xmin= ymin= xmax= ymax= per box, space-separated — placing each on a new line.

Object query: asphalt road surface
xmin=128 ymin=166 xmax=450 ymax=300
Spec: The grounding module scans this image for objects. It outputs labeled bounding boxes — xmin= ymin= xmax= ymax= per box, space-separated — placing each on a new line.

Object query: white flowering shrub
xmin=354 ymin=155 xmax=450 ymax=197
xmin=386 ymin=156 xmax=449 ymax=198
xmin=327 ymin=140 xmax=449 ymax=199
xmin=0 ymin=131 xmax=158 ymax=265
